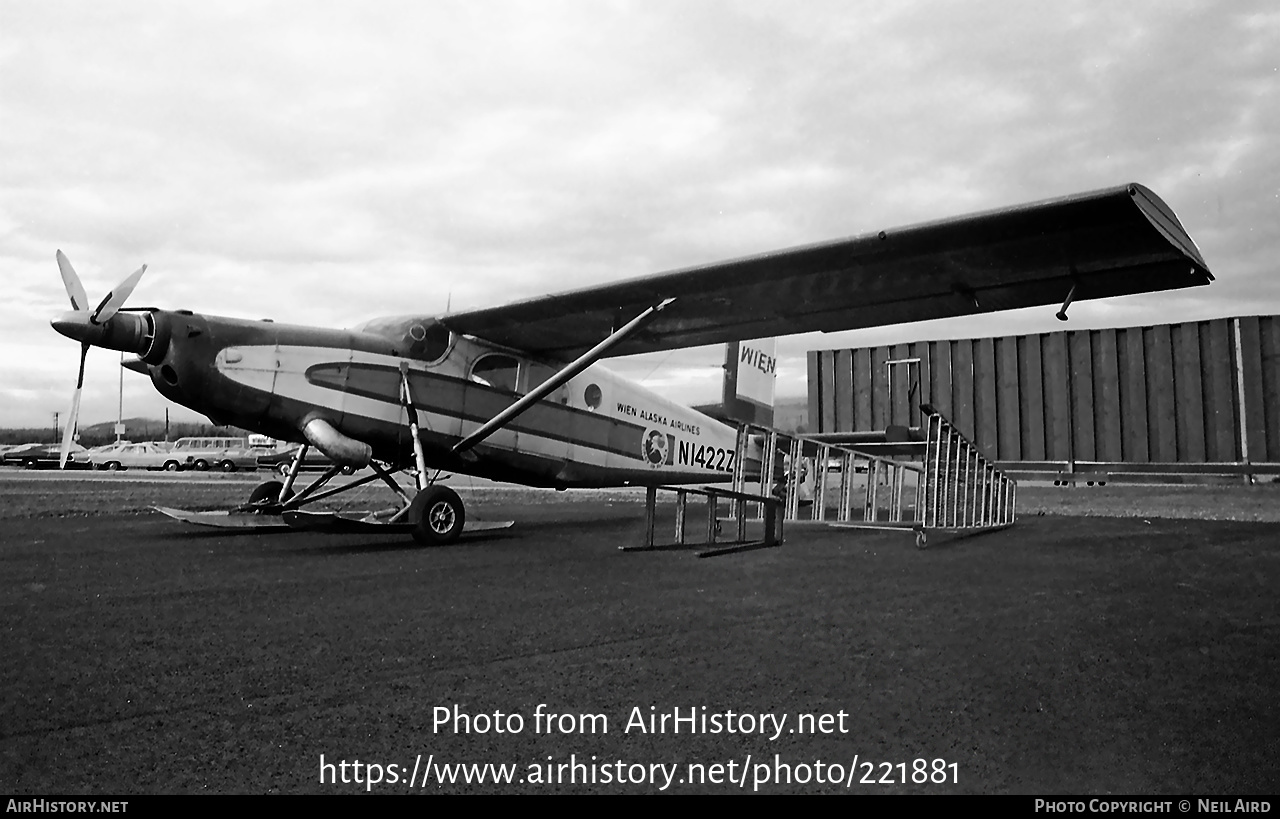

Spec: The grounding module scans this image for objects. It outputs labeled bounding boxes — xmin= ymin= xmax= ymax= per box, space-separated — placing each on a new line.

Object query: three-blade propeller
xmin=53 ymin=250 xmax=147 ymax=468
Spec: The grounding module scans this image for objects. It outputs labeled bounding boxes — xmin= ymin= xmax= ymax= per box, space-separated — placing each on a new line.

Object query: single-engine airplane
xmin=50 ymin=183 xmax=1212 ymax=543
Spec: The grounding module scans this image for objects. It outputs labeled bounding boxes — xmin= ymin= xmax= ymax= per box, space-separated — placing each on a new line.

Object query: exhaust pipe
xmin=300 ymin=416 xmax=373 ymax=470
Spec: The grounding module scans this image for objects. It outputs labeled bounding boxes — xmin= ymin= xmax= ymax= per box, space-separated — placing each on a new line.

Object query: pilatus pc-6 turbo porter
xmin=50 ymin=183 xmax=1211 ymax=543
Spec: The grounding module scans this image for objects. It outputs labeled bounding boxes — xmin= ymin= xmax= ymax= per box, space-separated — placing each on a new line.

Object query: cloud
xmin=1 ymin=1 xmax=1276 ymax=429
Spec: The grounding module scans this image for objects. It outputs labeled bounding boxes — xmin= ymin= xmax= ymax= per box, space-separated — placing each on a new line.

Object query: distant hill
xmin=691 ymin=395 xmax=812 ymax=433
xmin=774 ymin=395 xmax=810 ymax=434
xmin=4 ymin=399 xmax=816 ymax=446
xmin=0 ymin=418 xmax=252 ymax=447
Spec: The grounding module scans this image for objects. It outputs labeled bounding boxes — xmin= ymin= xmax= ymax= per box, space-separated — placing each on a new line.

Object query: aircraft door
xmin=522 ymin=361 xmax=573 ymax=465
xmin=334 ymin=344 xmax=357 ymax=434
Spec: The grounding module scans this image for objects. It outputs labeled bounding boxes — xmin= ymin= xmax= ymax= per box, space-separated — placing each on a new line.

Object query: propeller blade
xmin=60 ymin=343 xmax=89 ymax=469
xmin=56 ymin=250 xmax=89 ymax=313
xmin=75 ymin=340 xmax=88 ymax=390
xmin=91 ymin=264 xmax=147 ymax=325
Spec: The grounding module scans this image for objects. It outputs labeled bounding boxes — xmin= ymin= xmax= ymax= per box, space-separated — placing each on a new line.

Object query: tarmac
xmin=1 ymin=471 xmax=1277 ymax=794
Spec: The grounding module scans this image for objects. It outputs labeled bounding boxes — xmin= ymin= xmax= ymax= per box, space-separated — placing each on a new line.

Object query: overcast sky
xmin=1 ymin=1 xmax=1276 ymax=431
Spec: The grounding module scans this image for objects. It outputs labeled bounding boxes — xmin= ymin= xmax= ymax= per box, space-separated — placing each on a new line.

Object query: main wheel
xmin=105 ymin=461 xmax=121 ymax=471
xmin=409 ymin=485 xmax=465 ymax=545
xmin=219 ymin=460 xmax=237 ymax=472
xmin=164 ymin=460 xmax=181 ymax=472
xmin=248 ymin=481 xmax=293 ymax=507
xmin=193 ymin=458 xmax=210 ymax=471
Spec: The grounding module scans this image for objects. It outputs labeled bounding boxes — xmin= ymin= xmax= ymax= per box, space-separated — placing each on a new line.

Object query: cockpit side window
xmin=469 ymin=354 xmax=520 ymax=393
xmin=524 ymin=361 xmax=569 ymax=404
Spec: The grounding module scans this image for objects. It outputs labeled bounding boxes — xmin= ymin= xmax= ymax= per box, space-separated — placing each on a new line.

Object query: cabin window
xmin=469 ymin=354 xmax=520 ymax=393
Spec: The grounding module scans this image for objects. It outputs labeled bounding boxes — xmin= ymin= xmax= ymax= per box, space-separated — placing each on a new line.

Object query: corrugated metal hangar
xmin=806 ymin=315 xmax=1280 ymax=479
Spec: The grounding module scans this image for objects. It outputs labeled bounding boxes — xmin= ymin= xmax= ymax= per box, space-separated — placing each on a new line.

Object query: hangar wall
xmin=806 ymin=315 xmax=1280 ymax=467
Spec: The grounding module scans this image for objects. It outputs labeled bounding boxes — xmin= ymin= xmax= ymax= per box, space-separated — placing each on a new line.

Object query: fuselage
xmin=124 ymin=309 xmax=742 ymax=488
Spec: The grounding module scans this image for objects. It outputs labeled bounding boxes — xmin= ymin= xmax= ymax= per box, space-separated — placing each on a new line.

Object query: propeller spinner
xmin=50 ymin=251 xmax=148 ymax=468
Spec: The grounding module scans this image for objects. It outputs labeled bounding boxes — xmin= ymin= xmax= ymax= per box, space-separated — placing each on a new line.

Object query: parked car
xmin=168 ymin=436 xmax=253 ymax=471
xmin=85 ymin=440 xmax=134 ymax=461
xmin=91 ymin=442 xmax=185 ymax=471
xmin=256 ymin=444 xmax=356 ymax=475
xmin=207 ymin=444 xmax=267 ymax=472
xmin=1 ymin=442 xmax=91 ymax=469
xmin=770 ymin=453 xmax=815 ymax=505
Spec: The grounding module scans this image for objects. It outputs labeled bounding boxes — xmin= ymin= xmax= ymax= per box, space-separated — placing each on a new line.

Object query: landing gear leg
xmin=400 ymin=363 xmax=433 ymax=490
xmin=399 ymin=362 xmax=467 ymax=542
xmin=278 ymin=444 xmax=308 ymax=502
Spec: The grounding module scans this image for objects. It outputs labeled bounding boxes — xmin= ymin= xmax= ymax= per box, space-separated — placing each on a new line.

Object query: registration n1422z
xmin=676 ymin=440 xmax=734 ymax=473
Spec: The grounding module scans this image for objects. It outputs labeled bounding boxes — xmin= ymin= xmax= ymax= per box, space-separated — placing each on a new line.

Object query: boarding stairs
xmin=729 ymin=404 xmax=1017 ymax=548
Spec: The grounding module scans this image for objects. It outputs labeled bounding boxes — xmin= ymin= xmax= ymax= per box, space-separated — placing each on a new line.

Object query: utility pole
xmin=53 ymin=411 xmax=59 ymax=444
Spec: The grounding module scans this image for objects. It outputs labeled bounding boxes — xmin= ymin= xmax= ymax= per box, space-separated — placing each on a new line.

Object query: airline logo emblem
xmin=641 ymin=427 xmax=669 ymax=466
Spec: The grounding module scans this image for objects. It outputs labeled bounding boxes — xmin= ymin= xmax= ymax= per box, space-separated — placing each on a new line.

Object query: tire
xmin=105 ymin=461 xmax=121 ymax=471
xmin=409 ymin=485 xmax=465 ymax=545
xmin=164 ymin=461 xmax=181 ymax=472
xmin=219 ymin=460 xmax=237 ymax=472
xmin=248 ymin=481 xmax=293 ymax=506
xmin=193 ymin=459 xmax=210 ymax=471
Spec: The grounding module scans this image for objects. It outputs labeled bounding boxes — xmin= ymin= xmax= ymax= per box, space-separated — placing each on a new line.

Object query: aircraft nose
xmin=51 ymin=309 xmax=153 ymax=356
xmin=51 ymin=310 xmax=98 ymax=344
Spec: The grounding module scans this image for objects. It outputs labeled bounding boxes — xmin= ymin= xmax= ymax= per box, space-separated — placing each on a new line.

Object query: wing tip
xmin=1126 ymin=182 xmax=1210 ymax=273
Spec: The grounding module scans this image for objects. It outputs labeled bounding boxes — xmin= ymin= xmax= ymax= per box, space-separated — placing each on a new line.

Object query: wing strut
xmin=452 ymin=297 xmax=677 ymax=455
xmin=1056 ymin=282 xmax=1078 ymax=321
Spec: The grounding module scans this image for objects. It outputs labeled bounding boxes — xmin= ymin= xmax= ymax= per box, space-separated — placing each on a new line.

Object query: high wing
xmin=440 ymin=183 xmax=1211 ymax=360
